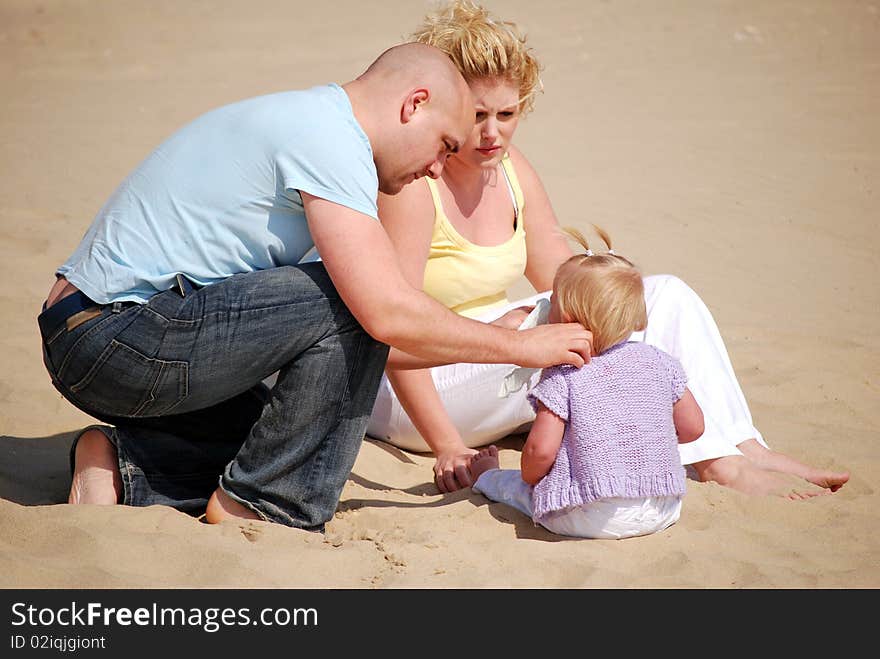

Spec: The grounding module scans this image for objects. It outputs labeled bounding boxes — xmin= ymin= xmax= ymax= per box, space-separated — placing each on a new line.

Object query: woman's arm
xmin=378 ymin=182 xmax=435 ymax=368
xmin=521 ymin=403 xmax=565 ymax=484
xmin=378 ymin=181 xmax=479 ymax=490
xmin=386 ymin=369 xmax=477 ymax=492
xmin=508 ymin=145 xmax=574 ymax=293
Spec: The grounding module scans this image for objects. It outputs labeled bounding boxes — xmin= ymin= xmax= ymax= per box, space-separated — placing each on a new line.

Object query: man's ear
xmin=401 ymin=88 xmax=430 ymax=123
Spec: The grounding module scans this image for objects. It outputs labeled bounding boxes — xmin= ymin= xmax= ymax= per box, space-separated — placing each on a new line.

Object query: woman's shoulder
xmin=505 ymin=144 xmax=539 ymax=182
xmin=504 ymin=144 xmax=557 ymax=229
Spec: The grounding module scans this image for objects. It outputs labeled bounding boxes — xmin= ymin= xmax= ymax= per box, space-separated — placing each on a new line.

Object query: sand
xmin=1 ymin=0 xmax=877 ymax=588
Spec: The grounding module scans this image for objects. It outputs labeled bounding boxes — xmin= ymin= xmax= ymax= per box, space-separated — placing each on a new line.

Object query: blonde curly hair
xmin=410 ymin=0 xmax=543 ymax=116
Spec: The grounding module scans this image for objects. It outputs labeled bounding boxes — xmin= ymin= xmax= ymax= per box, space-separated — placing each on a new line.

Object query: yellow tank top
xmin=422 ymin=154 xmax=527 ymax=319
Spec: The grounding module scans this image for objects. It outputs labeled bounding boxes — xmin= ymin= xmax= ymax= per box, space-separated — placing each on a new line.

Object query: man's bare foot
xmin=69 ymin=428 xmax=122 ymax=505
xmin=692 ymin=455 xmax=831 ymax=500
xmin=204 ymin=487 xmax=261 ymax=523
xmin=736 ymin=440 xmax=850 ymax=492
xmin=468 ymin=445 xmax=500 ymax=481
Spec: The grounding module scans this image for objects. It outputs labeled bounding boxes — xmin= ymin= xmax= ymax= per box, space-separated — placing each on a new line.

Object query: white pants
xmin=366 ymin=274 xmax=767 ymax=465
xmin=472 ymin=469 xmax=682 ymax=539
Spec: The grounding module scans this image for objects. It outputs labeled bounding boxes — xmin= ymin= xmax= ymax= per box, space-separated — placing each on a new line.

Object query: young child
xmin=470 ymin=227 xmax=705 ymax=539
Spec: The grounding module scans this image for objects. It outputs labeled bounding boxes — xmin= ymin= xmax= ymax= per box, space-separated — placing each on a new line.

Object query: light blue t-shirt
xmin=59 ymin=84 xmax=378 ymax=304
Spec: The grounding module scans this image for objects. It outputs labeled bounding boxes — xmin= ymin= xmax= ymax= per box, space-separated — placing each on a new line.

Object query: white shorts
xmin=473 ymin=468 xmax=682 ymax=540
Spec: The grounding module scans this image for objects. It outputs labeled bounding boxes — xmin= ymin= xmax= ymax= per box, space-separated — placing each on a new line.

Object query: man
xmin=38 ymin=43 xmax=592 ymax=530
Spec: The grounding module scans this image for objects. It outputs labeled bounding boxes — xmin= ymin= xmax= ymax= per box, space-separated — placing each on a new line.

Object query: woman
xmin=366 ymin=0 xmax=849 ymax=497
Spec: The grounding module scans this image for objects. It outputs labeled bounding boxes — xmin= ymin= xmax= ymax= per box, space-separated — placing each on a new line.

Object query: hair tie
xmin=583 ymin=249 xmax=594 ymax=257
xmin=607 ymin=249 xmax=615 ymax=255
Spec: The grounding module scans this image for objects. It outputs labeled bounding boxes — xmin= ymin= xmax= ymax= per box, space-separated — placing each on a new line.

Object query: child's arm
xmin=673 ymin=387 xmax=705 ymax=444
xmin=521 ymin=403 xmax=566 ymax=484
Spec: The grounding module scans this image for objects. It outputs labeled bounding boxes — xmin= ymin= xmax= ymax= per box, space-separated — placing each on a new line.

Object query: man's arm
xmin=302 ymin=191 xmax=592 ymax=368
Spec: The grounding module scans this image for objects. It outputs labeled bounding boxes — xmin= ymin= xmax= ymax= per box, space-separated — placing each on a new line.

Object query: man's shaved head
xmin=344 ymin=42 xmax=474 ymax=194
xmin=359 ymin=42 xmax=467 ymax=91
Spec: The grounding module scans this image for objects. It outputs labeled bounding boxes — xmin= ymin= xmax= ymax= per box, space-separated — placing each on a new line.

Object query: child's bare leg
xmin=737 ymin=439 xmax=849 ymax=491
xmin=68 ymin=428 xmax=122 ymax=505
xmin=468 ymin=445 xmax=500 ymax=481
xmin=691 ymin=454 xmax=830 ymax=500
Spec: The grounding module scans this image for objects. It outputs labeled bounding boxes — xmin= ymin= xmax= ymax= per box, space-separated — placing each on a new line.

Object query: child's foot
xmin=468 ymin=445 xmax=500 ymax=481
xmin=69 ymin=428 xmax=122 ymax=505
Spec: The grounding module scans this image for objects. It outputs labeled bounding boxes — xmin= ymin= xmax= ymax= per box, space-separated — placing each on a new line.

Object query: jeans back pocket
xmin=69 ymin=339 xmax=189 ymax=418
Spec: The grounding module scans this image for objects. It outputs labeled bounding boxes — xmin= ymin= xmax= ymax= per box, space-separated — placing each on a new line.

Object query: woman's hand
xmin=490 ymin=305 xmax=535 ymax=330
xmin=434 ymin=446 xmax=480 ymax=493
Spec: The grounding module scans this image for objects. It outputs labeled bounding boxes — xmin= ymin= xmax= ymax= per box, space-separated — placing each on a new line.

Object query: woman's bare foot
xmin=468 ymin=445 xmax=500 ymax=481
xmin=737 ymin=440 xmax=850 ymax=492
xmin=204 ymin=487 xmax=261 ymax=523
xmin=68 ymin=428 xmax=122 ymax=505
xmin=692 ymin=455 xmax=831 ymax=500
xmin=805 ymin=470 xmax=850 ymax=492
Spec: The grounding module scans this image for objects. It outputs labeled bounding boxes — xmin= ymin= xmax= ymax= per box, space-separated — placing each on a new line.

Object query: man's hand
xmin=434 ymin=447 xmax=479 ymax=493
xmin=514 ymin=323 xmax=593 ymax=369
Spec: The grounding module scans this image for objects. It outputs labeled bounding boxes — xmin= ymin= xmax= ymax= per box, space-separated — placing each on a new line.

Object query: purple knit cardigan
xmin=527 ymin=341 xmax=688 ymax=522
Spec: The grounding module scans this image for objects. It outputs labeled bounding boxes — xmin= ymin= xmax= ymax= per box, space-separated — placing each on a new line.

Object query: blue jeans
xmin=38 ymin=263 xmax=389 ymax=530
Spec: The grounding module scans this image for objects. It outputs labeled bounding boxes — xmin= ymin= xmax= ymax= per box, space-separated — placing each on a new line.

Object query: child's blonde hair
xmin=410 ymin=0 xmax=543 ymax=116
xmin=554 ymin=226 xmax=648 ymax=355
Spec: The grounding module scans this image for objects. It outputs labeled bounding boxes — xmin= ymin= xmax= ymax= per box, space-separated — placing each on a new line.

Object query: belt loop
xmin=175 ymin=273 xmax=187 ymax=298
xmin=112 ymin=301 xmax=122 ymax=314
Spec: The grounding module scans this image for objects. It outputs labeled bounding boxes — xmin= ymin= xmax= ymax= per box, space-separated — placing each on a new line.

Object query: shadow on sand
xmin=0 ymin=432 xmax=75 ymax=505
